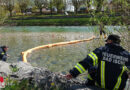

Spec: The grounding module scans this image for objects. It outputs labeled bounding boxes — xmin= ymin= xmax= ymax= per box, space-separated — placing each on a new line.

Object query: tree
xmin=85 ymin=0 xmax=91 ymax=11
xmin=34 ymin=0 xmax=48 ymax=14
xmin=95 ymin=0 xmax=104 ymax=13
xmin=0 ymin=0 xmax=7 ymax=21
xmin=62 ymin=0 xmax=67 ymax=12
xmin=53 ymin=0 xmax=64 ymax=14
xmin=82 ymin=0 xmax=92 ymax=13
xmin=2 ymin=0 xmax=14 ymax=17
xmin=17 ymin=0 xmax=29 ymax=14
xmin=111 ymin=0 xmax=129 ymax=15
xmin=0 ymin=0 xmax=2 ymax=18
xmin=48 ymin=0 xmax=53 ymax=15
xmin=72 ymin=0 xmax=84 ymax=14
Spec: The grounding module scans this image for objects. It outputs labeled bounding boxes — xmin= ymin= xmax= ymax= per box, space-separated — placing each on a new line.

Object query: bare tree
xmin=48 ymin=0 xmax=53 ymax=15
xmin=111 ymin=0 xmax=129 ymax=15
xmin=80 ymin=0 xmax=91 ymax=13
xmin=17 ymin=0 xmax=29 ymax=14
xmin=53 ymin=0 xmax=64 ymax=14
xmin=72 ymin=0 xmax=84 ymax=14
xmin=82 ymin=0 xmax=92 ymax=12
xmin=34 ymin=0 xmax=48 ymax=14
xmin=95 ymin=0 xmax=104 ymax=13
xmin=62 ymin=0 xmax=67 ymax=12
xmin=0 ymin=0 xmax=2 ymax=18
xmin=0 ymin=0 xmax=7 ymax=20
xmin=2 ymin=0 xmax=14 ymax=17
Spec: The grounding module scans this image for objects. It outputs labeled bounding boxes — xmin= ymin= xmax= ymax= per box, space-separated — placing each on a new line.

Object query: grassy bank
xmin=3 ymin=15 xmax=128 ymax=26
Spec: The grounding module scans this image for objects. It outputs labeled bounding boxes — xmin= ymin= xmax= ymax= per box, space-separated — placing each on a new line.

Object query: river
xmin=0 ymin=26 xmax=129 ymax=73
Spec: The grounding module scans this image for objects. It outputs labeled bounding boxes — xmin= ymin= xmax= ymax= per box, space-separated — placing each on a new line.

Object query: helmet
xmin=1 ymin=45 xmax=8 ymax=49
xmin=105 ymin=34 xmax=121 ymax=44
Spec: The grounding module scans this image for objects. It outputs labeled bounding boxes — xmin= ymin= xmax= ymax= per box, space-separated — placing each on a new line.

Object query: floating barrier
xmin=21 ymin=36 xmax=96 ymax=63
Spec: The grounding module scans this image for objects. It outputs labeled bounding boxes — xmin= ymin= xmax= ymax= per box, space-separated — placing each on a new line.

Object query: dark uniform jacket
xmin=0 ymin=47 xmax=7 ymax=61
xmin=70 ymin=43 xmax=130 ymax=90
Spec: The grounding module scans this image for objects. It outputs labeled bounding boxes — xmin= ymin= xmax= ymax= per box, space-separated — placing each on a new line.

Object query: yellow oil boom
xmin=21 ymin=36 xmax=96 ymax=63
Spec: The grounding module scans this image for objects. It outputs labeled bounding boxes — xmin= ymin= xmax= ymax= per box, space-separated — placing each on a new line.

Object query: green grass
xmin=4 ymin=16 xmax=124 ymax=26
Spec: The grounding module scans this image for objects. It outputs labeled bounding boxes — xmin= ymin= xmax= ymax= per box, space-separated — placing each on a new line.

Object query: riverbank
xmin=2 ymin=14 xmax=129 ymax=26
xmin=0 ymin=61 xmax=103 ymax=90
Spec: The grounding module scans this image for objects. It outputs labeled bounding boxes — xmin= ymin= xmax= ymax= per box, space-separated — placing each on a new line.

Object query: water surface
xmin=0 ymin=26 xmax=129 ymax=73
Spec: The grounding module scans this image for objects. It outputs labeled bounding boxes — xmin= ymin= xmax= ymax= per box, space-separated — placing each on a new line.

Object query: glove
xmin=64 ymin=73 xmax=73 ymax=80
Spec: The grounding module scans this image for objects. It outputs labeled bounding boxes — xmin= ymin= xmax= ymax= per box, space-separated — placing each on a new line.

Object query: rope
xmin=21 ymin=36 xmax=96 ymax=63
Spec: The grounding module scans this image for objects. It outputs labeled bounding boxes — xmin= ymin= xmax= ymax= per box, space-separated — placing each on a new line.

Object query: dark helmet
xmin=1 ymin=45 xmax=8 ymax=49
xmin=105 ymin=34 xmax=121 ymax=44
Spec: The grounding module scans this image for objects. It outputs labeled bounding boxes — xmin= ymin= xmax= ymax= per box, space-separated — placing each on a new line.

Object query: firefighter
xmin=0 ymin=46 xmax=8 ymax=61
xmin=65 ymin=34 xmax=130 ymax=90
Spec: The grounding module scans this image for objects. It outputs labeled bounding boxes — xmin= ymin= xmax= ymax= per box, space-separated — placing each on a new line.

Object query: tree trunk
xmin=50 ymin=7 xmax=53 ymax=15
xmin=75 ymin=7 xmax=78 ymax=14
xmin=57 ymin=8 xmax=62 ymax=14
xmin=40 ymin=8 xmax=42 ymax=14
xmin=9 ymin=10 xmax=12 ymax=17
xmin=50 ymin=1 xmax=53 ymax=15
xmin=57 ymin=9 xmax=60 ymax=14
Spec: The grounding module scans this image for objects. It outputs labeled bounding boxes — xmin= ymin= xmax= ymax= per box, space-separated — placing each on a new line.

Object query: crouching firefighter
xmin=65 ymin=34 xmax=130 ymax=90
xmin=0 ymin=46 xmax=9 ymax=61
